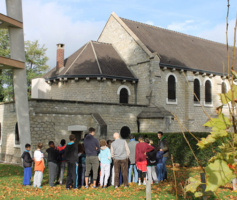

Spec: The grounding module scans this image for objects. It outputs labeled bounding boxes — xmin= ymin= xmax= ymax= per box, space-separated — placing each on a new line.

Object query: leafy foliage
xmin=0 ymin=30 xmax=49 ymax=101
xmin=132 ymin=132 xmax=218 ymax=167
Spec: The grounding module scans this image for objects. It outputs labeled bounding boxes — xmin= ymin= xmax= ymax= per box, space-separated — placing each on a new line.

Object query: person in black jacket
xmin=145 ymin=139 xmax=158 ymax=184
xmin=46 ymin=141 xmax=59 ymax=187
xmin=64 ymin=134 xmax=78 ymax=190
xmin=21 ymin=143 xmax=33 ymax=186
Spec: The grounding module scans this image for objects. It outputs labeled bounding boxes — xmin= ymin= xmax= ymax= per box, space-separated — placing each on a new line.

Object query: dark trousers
xmin=138 ymin=169 xmax=146 ymax=180
xmin=114 ymin=159 xmax=128 ymax=187
xmin=66 ymin=162 xmax=78 ymax=189
xmin=78 ymin=163 xmax=85 ymax=187
xmin=48 ymin=162 xmax=57 ymax=187
xmin=162 ymin=157 xmax=168 ymax=180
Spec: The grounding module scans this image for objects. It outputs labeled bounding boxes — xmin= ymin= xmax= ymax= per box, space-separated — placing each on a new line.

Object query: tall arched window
xmin=168 ymin=75 xmax=176 ymax=101
xmin=15 ymin=122 xmax=20 ymax=145
xmin=222 ymin=82 xmax=227 ymax=94
xmin=120 ymin=88 xmax=129 ymax=104
xmin=205 ymin=80 xmax=212 ymax=103
xmin=120 ymin=126 xmax=130 ymax=139
xmin=194 ymin=79 xmax=200 ymax=102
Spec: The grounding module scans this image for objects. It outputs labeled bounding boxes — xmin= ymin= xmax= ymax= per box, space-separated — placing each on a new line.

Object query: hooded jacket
xmin=21 ymin=151 xmax=33 ymax=168
xmin=98 ymin=146 xmax=111 ymax=164
xmin=146 ymin=146 xmax=157 ymax=166
xmin=64 ymin=142 xmax=78 ymax=163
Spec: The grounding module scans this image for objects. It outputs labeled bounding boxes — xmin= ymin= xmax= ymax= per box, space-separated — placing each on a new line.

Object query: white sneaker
xmin=138 ymin=181 xmax=141 ymax=186
xmin=143 ymin=181 xmax=146 ymax=186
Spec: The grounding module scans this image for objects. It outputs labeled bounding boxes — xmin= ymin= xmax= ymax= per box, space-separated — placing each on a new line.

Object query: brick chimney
xmin=56 ymin=43 xmax=64 ymax=71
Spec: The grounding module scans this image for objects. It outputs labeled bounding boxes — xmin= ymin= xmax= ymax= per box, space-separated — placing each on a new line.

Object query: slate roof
xmin=44 ymin=41 xmax=137 ymax=81
xmin=138 ymin=106 xmax=173 ymax=119
xmin=121 ymin=17 xmax=237 ymax=75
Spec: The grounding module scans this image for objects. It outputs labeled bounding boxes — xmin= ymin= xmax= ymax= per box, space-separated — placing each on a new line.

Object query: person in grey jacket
xmin=111 ymin=132 xmax=130 ymax=188
xmin=127 ymin=134 xmax=138 ymax=183
xmin=157 ymin=131 xmax=169 ymax=181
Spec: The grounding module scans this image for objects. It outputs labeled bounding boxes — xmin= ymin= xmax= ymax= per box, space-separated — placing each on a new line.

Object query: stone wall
xmin=33 ymin=78 xmax=137 ymax=105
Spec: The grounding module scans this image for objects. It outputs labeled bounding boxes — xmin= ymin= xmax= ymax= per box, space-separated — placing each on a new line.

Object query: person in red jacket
xmin=135 ymin=136 xmax=154 ymax=185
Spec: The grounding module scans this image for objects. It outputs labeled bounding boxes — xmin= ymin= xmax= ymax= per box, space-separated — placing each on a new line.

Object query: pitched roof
xmin=138 ymin=106 xmax=172 ymax=119
xmin=44 ymin=41 xmax=137 ymax=81
xmin=121 ymin=17 xmax=236 ymax=75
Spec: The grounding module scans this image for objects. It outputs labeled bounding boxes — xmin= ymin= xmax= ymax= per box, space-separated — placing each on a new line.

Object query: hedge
xmin=132 ymin=132 xmax=219 ymax=167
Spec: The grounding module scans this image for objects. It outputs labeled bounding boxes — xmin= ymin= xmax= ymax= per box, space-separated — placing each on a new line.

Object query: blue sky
xmin=0 ymin=0 xmax=237 ymax=67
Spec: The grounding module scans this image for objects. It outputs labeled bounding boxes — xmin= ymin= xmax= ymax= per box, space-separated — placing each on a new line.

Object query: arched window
xmin=168 ymin=75 xmax=176 ymax=101
xmin=120 ymin=126 xmax=130 ymax=139
xmin=15 ymin=122 xmax=20 ymax=145
xmin=194 ymin=79 xmax=200 ymax=102
xmin=120 ymin=88 xmax=129 ymax=104
xmin=222 ymin=82 xmax=227 ymax=94
xmin=205 ymin=80 xmax=212 ymax=103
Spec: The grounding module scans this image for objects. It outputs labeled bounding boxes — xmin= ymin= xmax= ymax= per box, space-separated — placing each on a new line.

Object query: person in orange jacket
xmin=33 ymin=143 xmax=45 ymax=188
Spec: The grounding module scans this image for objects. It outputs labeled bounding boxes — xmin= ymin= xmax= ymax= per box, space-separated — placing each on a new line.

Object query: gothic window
xmin=168 ymin=75 xmax=176 ymax=101
xmin=15 ymin=122 xmax=20 ymax=145
xmin=120 ymin=126 xmax=130 ymax=139
xmin=205 ymin=80 xmax=212 ymax=103
xmin=194 ymin=79 xmax=200 ymax=102
xmin=222 ymin=82 xmax=227 ymax=94
xmin=120 ymin=88 xmax=129 ymax=104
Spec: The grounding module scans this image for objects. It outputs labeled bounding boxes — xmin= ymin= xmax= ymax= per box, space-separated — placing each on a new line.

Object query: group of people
xmin=21 ymin=128 xmax=169 ymax=190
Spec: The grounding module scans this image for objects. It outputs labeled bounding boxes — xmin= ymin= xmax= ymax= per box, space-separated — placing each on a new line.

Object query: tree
xmin=0 ymin=29 xmax=49 ymax=101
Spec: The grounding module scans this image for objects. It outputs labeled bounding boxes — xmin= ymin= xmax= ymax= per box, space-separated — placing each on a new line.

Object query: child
xmin=64 ymin=134 xmax=78 ymax=190
xmin=98 ymin=139 xmax=111 ymax=188
xmin=57 ymin=139 xmax=66 ymax=185
xmin=146 ymin=139 xmax=158 ymax=184
xmin=21 ymin=143 xmax=33 ymax=186
xmin=78 ymin=143 xmax=86 ymax=187
xmin=156 ymin=147 xmax=164 ymax=182
xmin=33 ymin=143 xmax=45 ymax=188
xmin=46 ymin=141 xmax=59 ymax=187
xmin=135 ymin=136 xmax=154 ymax=186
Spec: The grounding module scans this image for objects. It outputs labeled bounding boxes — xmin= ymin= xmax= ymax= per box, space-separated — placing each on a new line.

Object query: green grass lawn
xmin=0 ymin=164 xmax=236 ymax=199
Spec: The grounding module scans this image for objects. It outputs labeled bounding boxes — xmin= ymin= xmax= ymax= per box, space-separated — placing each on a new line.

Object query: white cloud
xmin=167 ymin=19 xmax=197 ymax=32
xmin=199 ymin=19 xmax=236 ymax=45
xmin=144 ymin=20 xmax=154 ymax=25
xmin=8 ymin=0 xmax=105 ymax=68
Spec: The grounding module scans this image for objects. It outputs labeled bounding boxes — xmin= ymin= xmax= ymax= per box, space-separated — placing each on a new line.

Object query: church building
xmin=0 ymin=12 xmax=232 ymax=163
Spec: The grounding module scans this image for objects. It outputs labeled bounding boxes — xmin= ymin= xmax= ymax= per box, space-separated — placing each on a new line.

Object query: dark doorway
xmin=72 ymin=131 xmax=83 ymax=145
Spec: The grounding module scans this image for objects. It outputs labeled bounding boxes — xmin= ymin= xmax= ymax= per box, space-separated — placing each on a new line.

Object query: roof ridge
xmin=90 ymin=41 xmax=103 ymax=74
xmin=92 ymin=40 xmax=112 ymax=46
xmin=120 ymin=17 xmax=232 ymax=48
xmin=64 ymin=42 xmax=89 ymax=75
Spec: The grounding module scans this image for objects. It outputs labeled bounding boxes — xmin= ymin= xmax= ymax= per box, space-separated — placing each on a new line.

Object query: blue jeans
xmin=162 ymin=157 xmax=168 ymax=180
xmin=156 ymin=163 xmax=163 ymax=182
xmin=78 ymin=164 xmax=85 ymax=187
xmin=128 ymin=164 xmax=138 ymax=183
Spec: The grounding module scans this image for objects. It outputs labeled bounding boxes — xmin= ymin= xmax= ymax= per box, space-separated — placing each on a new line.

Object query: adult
xmin=128 ymin=134 xmax=138 ymax=183
xmin=46 ymin=141 xmax=59 ymax=187
xmin=157 ymin=131 xmax=169 ymax=181
xmin=64 ymin=135 xmax=78 ymax=189
xmin=111 ymin=132 xmax=130 ymax=188
xmin=135 ymin=136 xmax=154 ymax=185
xmin=56 ymin=139 xmax=66 ymax=185
xmin=84 ymin=127 xmax=100 ymax=188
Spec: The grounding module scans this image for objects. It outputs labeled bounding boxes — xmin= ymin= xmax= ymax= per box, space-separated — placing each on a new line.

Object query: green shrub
xmin=132 ymin=132 xmax=219 ymax=167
